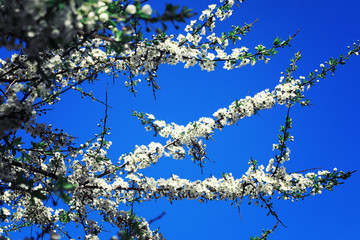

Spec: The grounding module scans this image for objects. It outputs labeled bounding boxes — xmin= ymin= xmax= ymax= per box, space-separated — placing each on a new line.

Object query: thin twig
xmin=148 ymin=212 xmax=166 ymax=224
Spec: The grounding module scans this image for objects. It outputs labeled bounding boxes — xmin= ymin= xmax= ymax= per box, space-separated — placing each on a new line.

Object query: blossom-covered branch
xmin=0 ymin=0 xmax=359 ymax=239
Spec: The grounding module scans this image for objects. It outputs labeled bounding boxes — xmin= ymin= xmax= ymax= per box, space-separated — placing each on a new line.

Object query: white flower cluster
xmin=0 ymin=1 xmax=261 ymax=139
xmin=275 ymin=79 xmax=304 ymax=105
xmin=107 ymin=164 xmax=326 ymax=203
xmin=0 ymin=0 xmax=113 ymax=55
xmin=144 ymin=77 xmax=302 ymax=152
xmin=114 ymin=2 xmax=273 ymax=75
xmin=0 ymin=0 xmax=358 ymax=239
xmin=0 ymin=193 xmax=61 ymax=233
xmin=117 ymin=80 xmax=296 ymax=176
xmin=118 ymin=142 xmax=165 ymax=172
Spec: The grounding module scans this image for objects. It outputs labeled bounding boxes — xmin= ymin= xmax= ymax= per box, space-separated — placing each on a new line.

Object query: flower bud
xmin=125 ymin=4 xmax=136 ymax=15
xmin=141 ymin=4 xmax=152 ymax=15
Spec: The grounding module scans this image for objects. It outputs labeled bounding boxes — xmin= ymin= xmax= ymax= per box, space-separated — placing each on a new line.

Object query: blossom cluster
xmin=0 ymin=0 xmax=359 ymax=239
xmin=0 ymin=0 xmax=286 ymax=138
xmin=0 ymin=0 xmax=114 ymax=56
xmin=130 ymin=77 xmax=303 ymax=168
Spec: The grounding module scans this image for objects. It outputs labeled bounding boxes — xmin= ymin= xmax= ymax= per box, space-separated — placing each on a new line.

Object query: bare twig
xmin=148 ymin=212 xmax=166 ymax=224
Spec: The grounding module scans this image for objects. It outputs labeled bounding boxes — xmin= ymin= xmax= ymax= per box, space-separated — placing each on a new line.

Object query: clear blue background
xmin=2 ymin=0 xmax=360 ymax=239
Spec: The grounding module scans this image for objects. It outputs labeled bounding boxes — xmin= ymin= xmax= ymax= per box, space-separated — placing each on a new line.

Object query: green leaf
xmin=44 ymin=151 xmax=55 ymax=156
xmin=54 ymin=177 xmax=77 ymax=191
xmin=273 ymin=37 xmax=281 ymax=46
xmin=59 ymin=192 xmax=72 ymax=203
xmin=31 ymin=190 xmax=47 ymax=201
xmin=115 ymin=31 xmax=123 ymax=41
xmin=59 ymin=210 xmax=71 ymax=223
xmin=13 ymin=137 xmax=23 ymax=145
xmin=62 ymin=182 xmax=77 ymax=190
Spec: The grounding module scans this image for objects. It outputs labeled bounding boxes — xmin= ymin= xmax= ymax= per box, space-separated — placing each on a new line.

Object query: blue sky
xmin=2 ymin=0 xmax=360 ymax=239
